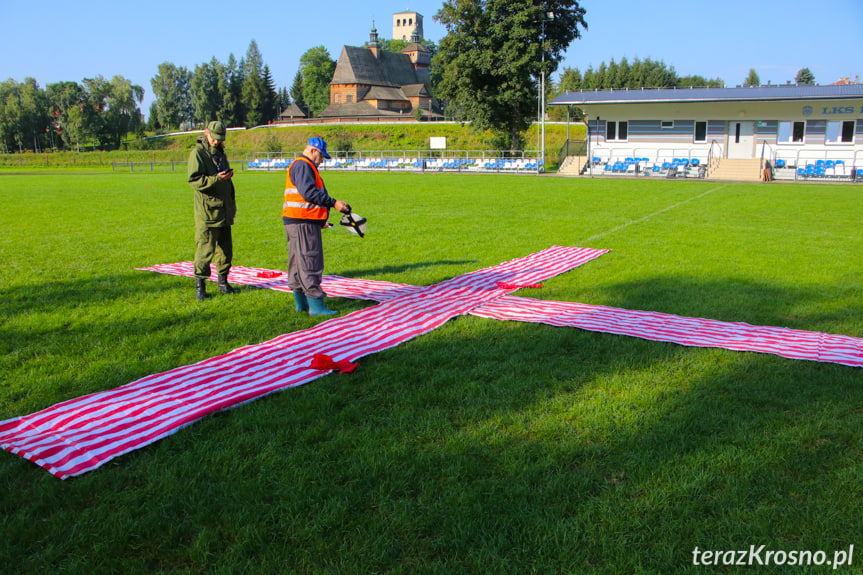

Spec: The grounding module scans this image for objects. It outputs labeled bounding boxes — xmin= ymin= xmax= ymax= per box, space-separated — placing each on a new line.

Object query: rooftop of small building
xmin=550 ymin=84 xmax=863 ymax=106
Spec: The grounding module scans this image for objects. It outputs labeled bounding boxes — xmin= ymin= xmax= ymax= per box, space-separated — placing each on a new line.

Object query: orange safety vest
xmin=283 ymin=156 xmax=329 ymax=221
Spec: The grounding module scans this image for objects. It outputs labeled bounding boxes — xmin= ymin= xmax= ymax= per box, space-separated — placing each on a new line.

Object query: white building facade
xmin=550 ymin=85 xmax=863 ymax=180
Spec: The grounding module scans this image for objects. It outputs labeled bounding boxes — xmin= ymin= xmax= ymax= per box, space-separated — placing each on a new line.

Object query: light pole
xmin=539 ymin=10 xmax=554 ymax=172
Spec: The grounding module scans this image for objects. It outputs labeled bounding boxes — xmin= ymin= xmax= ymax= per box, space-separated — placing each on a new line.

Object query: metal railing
xmin=706 ymin=140 xmax=722 ymax=179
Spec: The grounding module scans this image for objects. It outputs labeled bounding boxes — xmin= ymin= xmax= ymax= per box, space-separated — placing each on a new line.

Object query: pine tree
xmin=290 ymin=70 xmax=306 ymax=114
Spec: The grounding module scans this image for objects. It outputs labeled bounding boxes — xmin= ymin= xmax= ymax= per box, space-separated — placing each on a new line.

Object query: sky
xmin=1 ymin=0 xmax=861 ymax=119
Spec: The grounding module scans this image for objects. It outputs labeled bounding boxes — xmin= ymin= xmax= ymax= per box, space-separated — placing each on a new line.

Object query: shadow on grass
xmin=1 ymin=273 xmax=862 ymax=573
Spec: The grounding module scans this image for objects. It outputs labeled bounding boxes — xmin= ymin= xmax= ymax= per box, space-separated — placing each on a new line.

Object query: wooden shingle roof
xmin=330 ymin=45 xmax=422 ymax=88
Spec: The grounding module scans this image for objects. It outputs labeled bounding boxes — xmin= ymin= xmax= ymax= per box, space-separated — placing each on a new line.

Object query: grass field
xmin=1 ymin=172 xmax=862 ymax=574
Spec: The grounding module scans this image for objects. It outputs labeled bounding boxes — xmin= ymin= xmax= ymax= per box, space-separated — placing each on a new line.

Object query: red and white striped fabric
xmin=471 ymin=296 xmax=863 ymax=368
xmin=2 ymin=247 xmax=608 ymax=479
xmin=137 ymin=262 xmax=424 ymax=301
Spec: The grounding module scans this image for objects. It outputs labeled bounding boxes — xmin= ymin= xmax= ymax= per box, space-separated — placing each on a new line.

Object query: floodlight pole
xmin=540 ymin=11 xmax=554 ymax=172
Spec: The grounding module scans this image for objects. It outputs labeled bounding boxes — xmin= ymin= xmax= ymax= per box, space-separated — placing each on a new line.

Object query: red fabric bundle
xmin=309 ymin=353 xmax=358 ymax=374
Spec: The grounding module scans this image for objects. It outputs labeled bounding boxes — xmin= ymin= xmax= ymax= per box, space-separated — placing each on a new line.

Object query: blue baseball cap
xmin=308 ymin=137 xmax=331 ymax=159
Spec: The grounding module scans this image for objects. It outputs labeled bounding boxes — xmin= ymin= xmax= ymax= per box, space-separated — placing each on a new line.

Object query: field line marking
xmin=579 ymin=184 xmax=728 ymax=244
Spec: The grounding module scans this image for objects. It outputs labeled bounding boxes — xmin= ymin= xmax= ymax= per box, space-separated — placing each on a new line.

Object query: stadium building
xmin=550 ymin=84 xmax=863 ymax=181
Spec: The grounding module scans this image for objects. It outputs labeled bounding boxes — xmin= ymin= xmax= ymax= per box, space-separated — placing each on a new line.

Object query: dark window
xmin=694 ymin=121 xmax=707 ymax=142
xmin=792 ymin=121 xmax=805 ymax=142
xmin=842 ymin=120 xmax=855 ymax=143
xmin=605 ymin=121 xmax=628 ymax=141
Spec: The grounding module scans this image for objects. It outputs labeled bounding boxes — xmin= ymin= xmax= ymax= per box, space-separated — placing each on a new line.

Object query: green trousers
xmin=194 ymin=225 xmax=233 ymax=279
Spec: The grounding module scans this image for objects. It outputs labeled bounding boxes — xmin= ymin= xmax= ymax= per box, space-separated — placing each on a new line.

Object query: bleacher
xmin=771 ymin=158 xmax=861 ymax=182
xmin=791 ymin=160 xmax=857 ymax=182
xmin=246 ymin=155 xmax=543 ymax=174
xmin=586 ymin=155 xmax=706 ymax=178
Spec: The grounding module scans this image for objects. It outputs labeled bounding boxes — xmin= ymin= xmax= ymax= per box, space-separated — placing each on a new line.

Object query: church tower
xmin=393 ymin=11 xmax=423 ymax=41
xmin=401 ymin=28 xmax=431 ymax=84
xmin=368 ymin=22 xmax=380 ymax=58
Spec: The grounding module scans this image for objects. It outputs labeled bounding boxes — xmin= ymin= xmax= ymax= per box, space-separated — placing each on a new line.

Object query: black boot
xmin=195 ymin=278 xmax=208 ymax=301
xmin=218 ymin=274 xmax=238 ymax=294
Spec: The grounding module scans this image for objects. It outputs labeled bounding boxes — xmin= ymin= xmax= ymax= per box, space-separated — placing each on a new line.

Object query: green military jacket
xmin=188 ymin=135 xmax=237 ymax=228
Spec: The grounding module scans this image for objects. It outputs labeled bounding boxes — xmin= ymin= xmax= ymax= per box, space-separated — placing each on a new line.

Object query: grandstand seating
xmin=790 ymin=159 xmax=856 ymax=181
xmin=246 ymin=155 xmax=543 ymax=174
xmin=588 ymin=155 xmax=706 ymax=178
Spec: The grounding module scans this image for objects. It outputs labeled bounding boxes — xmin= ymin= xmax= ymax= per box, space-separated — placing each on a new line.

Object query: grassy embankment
xmin=0 ymin=123 xmax=584 ymax=171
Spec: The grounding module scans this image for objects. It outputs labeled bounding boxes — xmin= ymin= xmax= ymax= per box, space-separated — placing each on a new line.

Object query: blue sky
xmin=2 ymin=0 xmax=861 ymax=118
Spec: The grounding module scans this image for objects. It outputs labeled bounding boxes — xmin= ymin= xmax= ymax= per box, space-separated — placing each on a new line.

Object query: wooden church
xmin=317 ymin=16 xmax=442 ymax=122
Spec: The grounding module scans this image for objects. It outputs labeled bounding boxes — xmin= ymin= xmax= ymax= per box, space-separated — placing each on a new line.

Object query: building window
xmin=606 ymin=121 xmax=628 ymax=142
xmin=694 ymin=121 xmax=707 ymax=143
xmin=778 ymin=121 xmax=805 ymax=144
xmin=335 ymin=94 xmax=339 ymax=103
xmin=397 ymin=19 xmax=401 ymax=26
xmin=826 ymin=120 xmax=855 ymax=144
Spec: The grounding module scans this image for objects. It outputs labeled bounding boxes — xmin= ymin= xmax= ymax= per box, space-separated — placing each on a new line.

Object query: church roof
xmin=400 ymin=84 xmax=428 ymax=98
xmin=401 ymin=42 xmax=429 ymax=54
xmin=278 ymin=103 xmax=307 ymax=118
xmin=331 ymin=45 xmax=422 ymax=88
xmin=365 ymin=86 xmax=409 ymax=101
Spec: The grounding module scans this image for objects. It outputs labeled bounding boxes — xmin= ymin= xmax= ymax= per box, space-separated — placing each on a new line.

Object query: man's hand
xmin=218 ymin=170 xmax=233 ymax=181
xmin=334 ymin=200 xmax=349 ymax=213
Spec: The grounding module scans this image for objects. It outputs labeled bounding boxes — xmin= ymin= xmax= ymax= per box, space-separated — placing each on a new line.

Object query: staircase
xmin=706 ymin=158 xmax=762 ymax=182
xmin=558 ymin=155 xmax=587 ymax=176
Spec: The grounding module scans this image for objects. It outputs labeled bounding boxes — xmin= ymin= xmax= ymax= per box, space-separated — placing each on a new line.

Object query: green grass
xmin=2 ymin=173 xmax=863 ymax=574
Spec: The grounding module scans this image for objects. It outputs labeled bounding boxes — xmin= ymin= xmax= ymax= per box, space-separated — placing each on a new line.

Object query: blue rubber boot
xmin=293 ymin=290 xmax=309 ymax=312
xmin=308 ymin=297 xmax=338 ymax=317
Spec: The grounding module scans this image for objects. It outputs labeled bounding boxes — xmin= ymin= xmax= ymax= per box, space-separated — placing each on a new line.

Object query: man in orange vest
xmin=283 ymin=137 xmax=349 ymax=316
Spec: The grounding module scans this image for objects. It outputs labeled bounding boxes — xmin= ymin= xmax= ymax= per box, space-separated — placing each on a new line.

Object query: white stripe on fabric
xmin=4 ymin=247 xmax=607 ymax=479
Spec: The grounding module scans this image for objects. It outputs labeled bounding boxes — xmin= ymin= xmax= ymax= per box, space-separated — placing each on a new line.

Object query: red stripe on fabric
xmin=471 ymin=297 xmax=863 ymax=367
xmin=6 ymin=247 xmax=609 ymax=478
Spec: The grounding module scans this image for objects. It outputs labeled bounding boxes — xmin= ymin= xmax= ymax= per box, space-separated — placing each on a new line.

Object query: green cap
xmin=207 ymin=121 xmax=226 ymax=141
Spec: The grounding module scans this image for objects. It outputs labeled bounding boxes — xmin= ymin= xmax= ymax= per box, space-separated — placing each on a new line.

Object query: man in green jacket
xmin=187 ymin=120 xmax=237 ymax=301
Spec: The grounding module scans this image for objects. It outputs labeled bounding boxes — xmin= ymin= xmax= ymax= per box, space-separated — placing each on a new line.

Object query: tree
xmin=434 ymin=0 xmax=587 ymax=150
xmin=290 ymin=70 xmax=306 ymax=114
xmin=299 ymin=46 xmax=336 ymax=117
xmin=241 ymin=72 xmax=267 ymax=127
xmin=277 ymin=86 xmax=292 ymax=115
xmin=0 ymin=78 xmax=51 ymax=153
xmin=795 ymin=67 xmax=815 ymax=85
xmin=191 ymin=57 xmax=223 ymax=124
xmin=676 ymin=74 xmax=723 ymax=88
xmin=150 ymin=62 xmax=193 ymax=131
xmin=261 ymin=65 xmax=278 ymax=122
xmin=103 ymin=75 xmax=144 ymax=147
xmin=47 ymin=81 xmax=87 ymax=150
xmin=242 ymin=40 xmax=264 ymax=79
xmin=219 ymin=54 xmax=243 ymax=127
xmin=744 ymin=68 xmax=760 ymax=86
